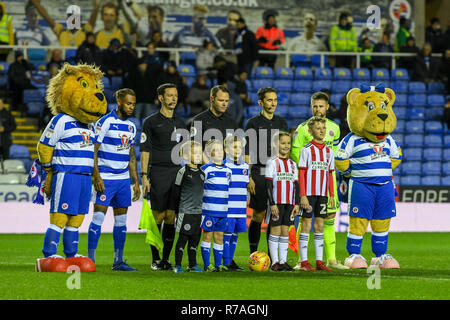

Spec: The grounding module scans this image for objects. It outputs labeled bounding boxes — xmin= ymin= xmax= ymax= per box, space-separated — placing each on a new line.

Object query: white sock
xmin=299 ymin=233 xmax=309 ymax=262
xmin=268 ymin=234 xmax=280 ymax=265
xmin=279 ymin=236 xmax=289 ymax=264
xmin=314 ymin=232 xmax=324 ymax=261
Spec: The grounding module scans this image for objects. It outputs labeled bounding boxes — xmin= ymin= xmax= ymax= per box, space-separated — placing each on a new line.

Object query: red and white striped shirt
xmin=299 ymin=140 xmax=335 ymax=197
xmin=265 ymin=156 xmax=298 ymax=205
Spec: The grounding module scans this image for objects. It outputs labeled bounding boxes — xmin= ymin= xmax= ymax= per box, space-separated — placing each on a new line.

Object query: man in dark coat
xmin=0 ymin=97 xmax=16 ymax=161
xmin=233 ymin=17 xmax=258 ymax=76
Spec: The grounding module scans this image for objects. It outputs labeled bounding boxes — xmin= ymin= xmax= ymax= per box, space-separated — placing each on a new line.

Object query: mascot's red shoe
xmin=36 ymin=255 xmax=69 ymax=272
xmin=344 ymin=254 xmax=368 ymax=269
xmin=65 ymin=255 xmax=96 ymax=272
xmin=370 ymin=254 xmax=400 ymax=269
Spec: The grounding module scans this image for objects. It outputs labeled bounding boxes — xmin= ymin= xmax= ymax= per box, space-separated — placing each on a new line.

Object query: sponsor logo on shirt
xmin=370 ymin=143 xmax=387 ymax=160
xmin=118 ymin=133 xmax=132 ymax=151
xmin=79 ymin=130 xmax=93 ymax=148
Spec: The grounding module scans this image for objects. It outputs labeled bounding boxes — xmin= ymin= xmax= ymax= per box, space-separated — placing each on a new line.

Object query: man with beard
xmin=216 ymin=10 xmax=241 ymax=50
xmin=287 ymin=13 xmax=326 ymax=53
xmin=87 ymin=88 xmax=140 ymax=271
xmin=329 ymin=11 xmax=357 ymax=68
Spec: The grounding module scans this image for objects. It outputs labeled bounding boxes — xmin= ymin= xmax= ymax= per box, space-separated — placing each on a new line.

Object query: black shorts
xmin=176 ymin=213 xmax=202 ymax=236
xmin=300 ymin=196 xmax=328 ymax=219
xmin=249 ymin=165 xmax=268 ymax=211
xmin=268 ymin=204 xmax=294 ymax=227
xmin=148 ymin=165 xmax=180 ymax=211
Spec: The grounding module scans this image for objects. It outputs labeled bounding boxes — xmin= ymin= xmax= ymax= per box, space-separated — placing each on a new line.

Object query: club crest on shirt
xmin=243 ymin=168 xmax=248 ymax=176
xmin=79 ymin=130 xmax=93 ymax=148
xmin=129 ymin=125 xmax=133 ymax=133
xmin=329 ymin=130 xmax=334 ymax=137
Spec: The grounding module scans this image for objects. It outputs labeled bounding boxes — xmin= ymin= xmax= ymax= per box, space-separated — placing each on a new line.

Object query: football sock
xmin=248 ymin=220 xmax=261 ymax=253
xmin=213 ymin=243 xmax=223 ymax=268
xmin=201 ymin=241 xmax=211 ymax=268
xmin=223 ymin=233 xmax=232 ymax=266
xmin=113 ymin=214 xmax=127 ymax=265
xmin=268 ymin=234 xmax=280 ymax=265
xmin=314 ymin=232 xmax=325 ymax=261
xmin=175 ymin=233 xmax=189 ymax=266
xmin=323 ymin=218 xmax=336 ymax=261
xmin=87 ymin=211 xmax=105 ymax=262
xmin=346 ymin=233 xmax=364 ymax=255
xmin=229 ymin=233 xmax=238 ymax=263
xmin=150 ymin=223 xmax=162 ymax=263
xmin=42 ymin=224 xmax=62 ymax=257
xmin=63 ymin=226 xmax=79 ymax=258
xmin=162 ymin=223 xmax=175 ymax=261
xmin=279 ymin=236 xmax=289 ymax=264
xmin=371 ymin=231 xmax=389 ymax=257
xmin=188 ymin=234 xmax=200 ymax=268
xmin=299 ymin=233 xmax=309 ymax=262
xmin=295 ymin=217 xmax=302 ymax=260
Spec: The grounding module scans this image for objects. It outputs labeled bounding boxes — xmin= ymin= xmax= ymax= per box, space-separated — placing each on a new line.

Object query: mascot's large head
xmin=346 ymin=83 xmax=396 ymax=143
xmin=46 ymin=63 xmax=107 ymax=124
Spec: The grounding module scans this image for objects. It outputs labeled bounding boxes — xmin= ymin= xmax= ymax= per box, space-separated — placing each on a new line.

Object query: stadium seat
xmin=245 ymin=79 xmax=253 ymax=91
xmin=390 ymin=81 xmax=408 ymax=94
xmin=23 ymin=89 xmax=44 ymax=103
xmin=246 ymin=105 xmax=260 ymax=117
xmin=128 ymin=117 xmax=141 ymax=131
xmin=275 ymin=67 xmax=293 ymax=79
xmin=273 ymin=79 xmax=293 ymax=92
xmin=294 ymin=67 xmax=313 ymax=80
xmin=110 ymin=76 xmax=123 ymax=91
xmin=252 ymin=79 xmax=273 ymax=90
xmin=292 ymin=80 xmax=312 ymax=92
xmin=394 ymin=120 xmax=405 ymax=133
xmin=421 ymin=176 xmax=441 ymax=186
xmin=0 ymin=61 xmax=9 ymax=73
xmin=275 ymin=106 xmax=289 ymax=117
xmin=352 ymin=68 xmax=371 ymax=81
xmin=422 ymin=161 xmax=441 ymax=176
xmin=180 ymin=51 xmax=197 ymax=65
xmin=401 ymin=161 xmax=421 ymax=175
xmin=395 ymin=107 xmax=407 ymax=120
xmin=290 ymin=92 xmax=310 ymax=105
xmin=391 ymin=133 xmax=404 ymax=146
xmin=371 ymin=68 xmax=390 ymax=81
xmin=427 ymin=94 xmax=445 ymax=107
xmin=312 ymin=80 xmax=331 ymax=92
xmin=103 ymin=88 xmax=115 ymax=104
xmin=0 ymin=74 xmax=7 ymax=88
xmin=33 ymin=60 xmax=47 ymax=71
xmin=185 ymin=76 xmax=196 ymax=88
xmin=390 ymin=68 xmax=409 ymax=81
xmin=314 ymin=68 xmax=333 ymax=80
xmin=65 ymin=49 xmax=77 ymax=63
xmin=329 ymin=94 xmax=343 ymax=107
xmin=277 ymin=92 xmax=290 ymax=105
xmin=9 ymin=144 xmax=30 ymax=159
xmin=3 ymin=159 xmax=26 ymax=174
xmin=28 ymin=48 xmax=47 ymax=61
xmin=443 ymin=149 xmax=450 ymax=162
xmin=333 ymin=68 xmax=352 ymax=80
xmin=427 ymin=82 xmax=446 ymax=94
xmin=423 ymin=148 xmax=442 ymax=161
xmin=425 ymin=107 xmax=443 ymax=120
xmin=408 ymin=81 xmax=426 ymax=93
xmin=394 ymin=93 xmax=407 ymax=107
xmin=288 ymin=106 xmax=309 ymax=118
xmin=403 ymin=134 xmax=423 ymax=147
xmin=441 ymin=176 xmax=450 ymax=186
xmin=107 ymin=103 xmax=117 ymax=112
xmin=406 ymin=107 xmax=425 ymax=120
xmin=424 ymin=134 xmax=443 ymax=148
xmin=400 ymin=175 xmax=421 ymax=185
xmin=254 ymin=66 xmax=274 ymax=79
xmin=310 ymin=55 xmax=328 ymax=67
xmin=0 ymin=173 xmax=20 ymax=184
xmin=291 ymin=55 xmax=309 ymax=68
xmin=408 ymin=94 xmax=427 ymax=107
xmin=445 ymin=135 xmax=450 ymax=147
xmin=405 ymin=120 xmax=424 ymax=134
xmin=402 ymin=148 xmax=422 ymax=161
xmin=27 ymin=101 xmax=45 ymax=116
xmin=178 ymin=64 xmax=196 ymax=77
xmin=331 ymin=80 xmax=352 ymax=93
xmin=425 ymin=121 xmax=443 ymax=134
xmin=249 ymin=92 xmax=258 ymax=104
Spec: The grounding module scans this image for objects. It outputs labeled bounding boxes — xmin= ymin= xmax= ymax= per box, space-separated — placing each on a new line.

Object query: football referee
xmin=244 ymin=87 xmax=288 ymax=254
xmin=140 ymin=83 xmax=186 ymax=270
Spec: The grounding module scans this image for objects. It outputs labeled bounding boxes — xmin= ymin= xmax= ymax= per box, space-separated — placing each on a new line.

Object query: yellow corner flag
xmin=138 ymin=199 xmax=163 ymax=254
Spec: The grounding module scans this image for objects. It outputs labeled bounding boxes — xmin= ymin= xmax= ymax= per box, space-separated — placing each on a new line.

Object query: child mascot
xmin=35 ymin=63 xmax=107 ymax=272
xmin=335 ymin=83 xmax=402 ymax=269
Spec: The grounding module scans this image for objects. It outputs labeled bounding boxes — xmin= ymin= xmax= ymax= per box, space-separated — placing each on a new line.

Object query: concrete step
xmin=11 ymin=132 xmax=41 ymax=138
xmin=16 ymin=125 xmax=38 ymax=131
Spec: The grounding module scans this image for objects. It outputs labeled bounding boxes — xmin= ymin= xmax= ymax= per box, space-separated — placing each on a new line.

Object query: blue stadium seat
xmin=185 ymin=76 xmax=196 ymax=88
xmin=180 ymin=51 xmax=197 ymax=65
xmin=310 ymin=55 xmax=328 ymax=67
xmin=33 ymin=60 xmax=48 ymax=71
xmin=314 ymin=68 xmax=333 ymax=80
xmin=427 ymin=82 xmax=446 ymax=94
xmin=249 ymin=92 xmax=259 ymax=104
xmin=128 ymin=117 xmax=141 ymax=131
xmin=402 ymin=148 xmax=422 ymax=161
xmin=277 ymin=92 xmax=290 ymax=105
xmin=103 ymin=88 xmax=115 ymax=104
xmin=110 ymin=76 xmax=123 ymax=91
xmin=395 ymin=107 xmax=407 ymax=120
xmin=245 ymin=79 xmax=253 ymax=91
xmin=422 ymin=161 xmax=441 ymax=176
xmin=28 ymin=48 xmax=47 ymax=61
xmin=65 ymin=49 xmax=77 ymax=63
xmin=395 ymin=93 xmax=407 ymax=107
xmin=331 ymin=80 xmax=352 ymax=93
xmin=291 ymin=55 xmax=309 ymax=68
xmin=275 ymin=67 xmax=294 ymax=79
xmin=445 ymin=135 xmax=450 ymax=147
xmin=252 ymin=79 xmax=273 ymax=90
xmin=333 ymin=68 xmax=352 ymax=80
xmin=425 ymin=121 xmax=443 ymax=134
xmin=178 ymin=64 xmax=196 ymax=77
xmin=288 ymin=106 xmax=309 ymax=118
xmin=294 ymin=67 xmax=313 ymax=80
xmin=443 ymin=149 xmax=450 ymax=162
xmin=390 ymin=68 xmax=409 ymax=81
xmin=290 ymin=92 xmax=310 ymax=105
xmin=390 ymin=81 xmax=408 ymax=94
xmin=408 ymin=81 xmax=426 ymax=93
xmin=0 ymin=74 xmax=7 ymax=88
xmin=275 ymin=106 xmax=289 ymax=117
xmin=423 ymin=148 xmax=442 ymax=161
xmin=441 ymin=176 xmax=450 ymax=186
xmin=286 ymin=119 xmax=300 ymax=129
xmin=312 ymin=80 xmax=331 ymax=92
xmin=408 ymin=94 xmax=427 ymax=107
xmin=27 ymin=101 xmax=45 ymax=116
xmin=254 ymin=66 xmax=274 ymax=79
xmin=426 ymin=107 xmax=443 ymax=120
xmin=9 ymin=144 xmax=30 ymax=159
xmin=0 ymin=61 xmax=9 ymax=73
xmin=394 ymin=119 xmax=405 ymax=133
xmin=107 ymin=103 xmax=117 ymax=112
xmin=406 ymin=107 xmax=425 ymax=120
xmin=400 ymin=175 xmax=421 ymax=185
xmin=421 ymin=176 xmax=441 ymax=186
xmin=427 ymin=94 xmax=445 ymax=107
xmin=424 ymin=134 xmax=443 ymax=147
xmin=401 ymin=161 xmax=421 ymax=175
xmin=403 ymin=134 xmax=423 ymax=147
xmin=23 ymin=89 xmax=44 ymax=103
xmin=405 ymin=120 xmax=424 ymax=134
xmin=330 ymin=94 xmax=344 ymax=107
xmin=246 ymin=105 xmax=260 ymax=116
xmin=372 ymin=68 xmax=390 ymax=81
xmin=292 ymin=80 xmax=312 ymax=92
xmin=273 ymin=79 xmax=293 ymax=92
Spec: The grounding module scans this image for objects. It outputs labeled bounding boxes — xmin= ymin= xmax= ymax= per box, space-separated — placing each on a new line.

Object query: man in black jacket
xmin=234 ymin=18 xmax=258 ymax=77
xmin=0 ymin=97 xmax=16 ymax=161
xmin=8 ymin=50 xmax=36 ymax=115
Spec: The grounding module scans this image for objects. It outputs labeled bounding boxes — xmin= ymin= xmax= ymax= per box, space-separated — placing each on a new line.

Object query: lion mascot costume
xmin=335 ymin=83 xmax=402 ymax=269
xmin=34 ymin=63 xmax=107 ymax=272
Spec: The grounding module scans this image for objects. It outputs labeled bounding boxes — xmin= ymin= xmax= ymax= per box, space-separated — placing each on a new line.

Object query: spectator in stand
xmin=221 ymin=80 xmax=244 ymax=127
xmin=213 ymin=54 xmax=238 ymax=85
xmin=151 ymin=30 xmax=169 ymax=64
xmin=287 ymin=13 xmax=326 ymax=53
xmin=425 ymin=17 xmax=445 ymax=54
xmin=47 ymin=49 xmax=66 ymax=71
xmin=8 ymin=51 xmax=36 ymax=116
xmin=186 ymin=75 xmax=210 ymax=117
xmin=158 ymin=61 xmax=188 ymax=112
xmin=216 ymin=10 xmax=241 ymax=50
xmin=233 ymin=70 xmax=251 ymax=107
xmin=143 ymin=41 xmax=162 ymax=66
xmin=358 ymin=37 xmax=374 ymax=69
xmin=399 ymin=36 xmax=420 ymax=70
xmin=338 ymin=94 xmax=350 ymax=139
xmin=411 ymin=43 xmax=440 ymax=84
xmin=0 ymin=97 xmax=16 ymax=161
xmin=196 ymin=39 xmax=217 ymax=84
xmin=233 ymin=17 xmax=258 ymax=77
xmin=15 ymin=1 xmax=51 ymax=46
xmin=171 ymin=5 xmax=221 ymax=49
xmin=444 ymin=98 xmax=450 ymax=129
xmin=395 ymin=16 xmax=411 ymax=52
xmin=329 ymin=11 xmax=358 ymax=68
xmin=256 ymin=10 xmax=285 ymax=69
xmin=440 ymin=48 xmax=450 ymax=94
xmin=0 ymin=2 xmax=14 ymax=61
xmin=101 ymin=38 xmax=123 ymax=79
xmin=76 ymin=32 xmax=103 ymax=66
xmin=119 ymin=43 xmax=138 ymax=79
xmin=373 ymin=32 xmax=394 ymax=69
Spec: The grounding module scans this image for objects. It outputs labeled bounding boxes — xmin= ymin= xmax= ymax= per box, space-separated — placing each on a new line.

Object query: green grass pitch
xmin=1 ymin=232 xmax=449 ymax=300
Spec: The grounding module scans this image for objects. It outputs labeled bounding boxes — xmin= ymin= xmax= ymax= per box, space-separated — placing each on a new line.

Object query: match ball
xmin=248 ymin=251 xmax=271 ymax=272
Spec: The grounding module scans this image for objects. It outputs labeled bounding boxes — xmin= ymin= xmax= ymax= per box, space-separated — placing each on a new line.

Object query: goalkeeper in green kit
xmin=290 ymin=92 xmax=349 ymax=270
